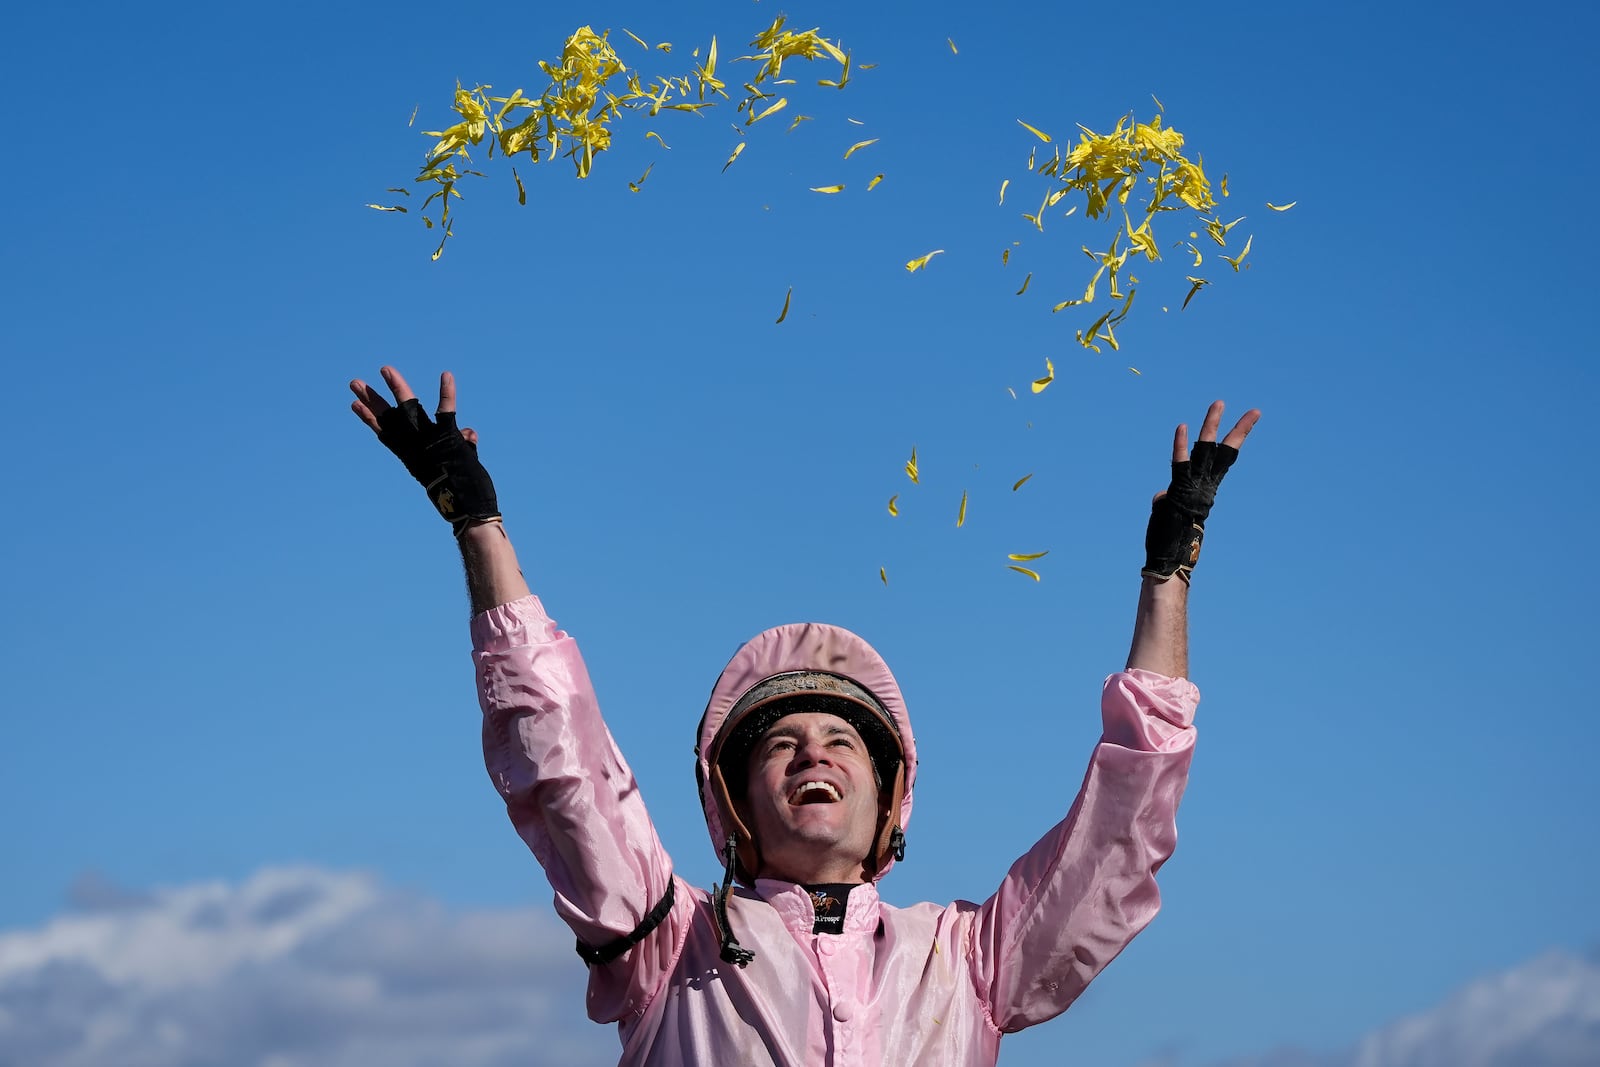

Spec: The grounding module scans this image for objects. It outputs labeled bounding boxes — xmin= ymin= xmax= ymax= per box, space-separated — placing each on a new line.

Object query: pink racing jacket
xmin=473 ymin=596 xmax=1198 ymax=1067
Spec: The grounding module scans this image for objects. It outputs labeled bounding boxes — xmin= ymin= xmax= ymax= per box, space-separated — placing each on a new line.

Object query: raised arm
xmin=1126 ymin=400 xmax=1260 ymax=678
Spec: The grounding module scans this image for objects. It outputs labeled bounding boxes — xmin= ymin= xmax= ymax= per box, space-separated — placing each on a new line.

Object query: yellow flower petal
xmin=810 ymin=184 xmax=846 ymax=193
xmin=645 ymin=130 xmax=672 ymax=149
xmin=1031 ymin=358 xmax=1054 ymax=393
xmin=880 ymin=566 xmax=888 ymax=585
xmin=905 ymin=447 xmax=919 ymax=484
xmin=843 ymin=138 xmax=879 ymax=159
xmin=775 ymin=286 xmax=793 ymax=323
xmin=947 ymin=37 xmax=958 ymax=54
xmin=1181 ymin=276 xmax=1209 ymax=309
xmin=627 ymin=162 xmax=654 ymax=192
xmin=1002 ymin=249 xmax=1010 ymax=265
xmin=1011 ymin=473 xmax=1033 ymax=491
xmin=887 ymin=494 xmax=899 ymax=516
xmin=408 ymin=104 xmax=419 ymax=127
xmin=956 ymin=490 xmax=968 ymax=528
xmin=1008 ymin=550 xmax=1048 ymax=561
xmin=1267 ymin=201 xmax=1296 ymax=211
xmin=788 ymin=114 xmax=814 ymax=132
xmin=1006 ymin=565 xmax=1041 ymax=581
xmin=999 ymin=178 xmax=1009 ymax=205
xmin=512 ymin=166 xmax=526 ymax=205
xmin=364 ymin=203 xmax=408 ymax=212
xmin=866 ymin=173 xmax=884 ymax=190
xmin=622 ymin=28 xmax=649 ymax=50
xmin=722 ymin=141 xmax=746 ymax=172
xmin=1221 ymin=234 xmax=1252 ymax=271
xmin=1015 ymin=272 xmax=1032 ymax=295
xmin=1006 ymin=387 xmax=1018 ymax=399
xmin=1017 ymin=119 xmax=1052 ymax=143
xmin=1150 ymin=93 xmax=1164 ymax=112
xmin=905 ymin=250 xmax=944 ymax=272
xmin=1128 ymin=367 xmax=1141 ymax=375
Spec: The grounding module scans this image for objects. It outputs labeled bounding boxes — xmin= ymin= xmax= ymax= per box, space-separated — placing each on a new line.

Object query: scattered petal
xmin=1006 ymin=387 xmax=1018 ymax=399
xmin=645 ymin=130 xmax=672 ymax=149
xmin=627 ymin=162 xmax=654 ymax=192
xmin=866 ymin=173 xmax=884 ymax=190
xmin=512 ymin=166 xmax=526 ymax=205
xmin=788 ymin=114 xmax=814 ymax=132
xmin=1031 ymin=357 xmax=1054 ymax=393
xmin=622 ymin=28 xmax=650 ymax=50
xmin=1267 ymin=200 xmax=1296 ymax=211
xmin=1001 ymin=248 xmax=1010 ymax=265
xmin=811 ymin=184 xmax=846 ymax=193
xmin=999 ymin=178 xmax=1010 ymax=205
xmin=1220 ymin=173 xmax=1230 ymax=197
xmin=1181 ymin=276 xmax=1209 ymax=309
xmin=947 ymin=37 xmax=958 ymax=54
xmin=880 ymin=567 xmax=888 ymax=585
xmin=1015 ymin=272 xmax=1032 ymax=295
xmin=1008 ymin=550 xmax=1048 ymax=561
xmin=365 ymin=203 xmax=408 ymax=212
xmin=1221 ymin=234 xmax=1252 ymax=271
xmin=843 ymin=138 xmax=879 ymax=159
xmin=722 ymin=141 xmax=746 ymax=172
xmin=847 ymin=117 xmax=866 ymax=125
xmin=1011 ymin=473 xmax=1033 ymax=491
xmin=1150 ymin=93 xmax=1164 ymax=112
xmin=1017 ymin=119 xmax=1052 ymax=143
xmin=1128 ymin=366 xmax=1141 ymax=375
xmin=887 ymin=494 xmax=899 ymax=516
xmin=905 ymin=447 xmax=920 ymax=484
xmin=956 ymin=490 xmax=968 ymax=528
xmin=1007 ymin=565 xmax=1041 ymax=581
xmin=775 ymin=286 xmax=793 ymax=323
xmin=905 ymin=249 xmax=945 ymax=272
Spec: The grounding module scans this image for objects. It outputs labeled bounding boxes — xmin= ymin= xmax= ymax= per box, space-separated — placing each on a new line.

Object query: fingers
xmin=1171 ymin=422 xmax=1189 ymax=464
xmin=437 ymin=370 xmax=456 ymax=416
xmin=462 ymin=427 xmax=478 ymax=446
xmin=1221 ymin=408 xmax=1262 ymax=450
xmin=380 ymin=365 xmax=417 ymax=405
xmin=1197 ymin=400 xmax=1225 ymax=443
xmin=349 ymin=378 xmax=391 ymax=434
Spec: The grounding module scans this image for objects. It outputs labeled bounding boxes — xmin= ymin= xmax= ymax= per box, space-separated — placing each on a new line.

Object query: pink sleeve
xmin=473 ymin=596 xmax=691 ymax=1023
xmin=966 ymin=668 xmax=1198 ymax=1032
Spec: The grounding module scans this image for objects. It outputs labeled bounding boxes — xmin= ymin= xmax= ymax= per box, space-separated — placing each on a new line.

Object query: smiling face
xmin=737 ymin=712 xmax=884 ymax=885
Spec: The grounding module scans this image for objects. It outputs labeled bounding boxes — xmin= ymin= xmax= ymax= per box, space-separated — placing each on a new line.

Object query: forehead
xmin=756 ymin=712 xmax=865 ymax=745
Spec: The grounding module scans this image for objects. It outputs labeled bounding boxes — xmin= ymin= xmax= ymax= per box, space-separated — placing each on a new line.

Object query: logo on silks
xmin=810 ymin=891 xmax=842 ymax=913
xmin=433 ymin=487 xmax=456 ymax=516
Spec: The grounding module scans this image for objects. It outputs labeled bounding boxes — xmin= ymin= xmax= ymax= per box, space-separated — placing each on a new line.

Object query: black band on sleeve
xmin=574 ymin=880 xmax=677 ymax=967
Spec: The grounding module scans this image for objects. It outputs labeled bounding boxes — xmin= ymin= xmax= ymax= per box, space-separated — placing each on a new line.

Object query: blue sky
xmin=3 ymin=1 xmax=1598 ymax=1064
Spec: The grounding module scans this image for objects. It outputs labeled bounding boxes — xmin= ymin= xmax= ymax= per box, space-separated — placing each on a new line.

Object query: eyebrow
xmin=761 ymin=722 xmax=858 ymax=743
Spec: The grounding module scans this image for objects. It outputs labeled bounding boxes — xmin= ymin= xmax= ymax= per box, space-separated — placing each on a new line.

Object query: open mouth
xmin=789 ymin=781 xmax=842 ymax=805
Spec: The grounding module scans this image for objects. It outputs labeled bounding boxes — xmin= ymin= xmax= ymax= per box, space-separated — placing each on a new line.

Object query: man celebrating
xmin=349 ymin=366 xmax=1259 ymax=1066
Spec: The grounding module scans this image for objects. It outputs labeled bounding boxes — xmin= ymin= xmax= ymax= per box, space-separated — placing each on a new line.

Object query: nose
xmin=791 ymin=736 xmax=833 ymax=769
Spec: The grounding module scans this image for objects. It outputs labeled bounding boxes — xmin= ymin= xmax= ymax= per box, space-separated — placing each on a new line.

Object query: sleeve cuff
xmin=469 ymin=595 xmax=562 ymax=653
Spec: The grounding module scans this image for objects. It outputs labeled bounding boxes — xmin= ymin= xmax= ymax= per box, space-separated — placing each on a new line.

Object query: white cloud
xmin=0 ymin=867 xmax=615 ymax=1067
xmin=1204 ymin=947 xmax=1600 ymax=1067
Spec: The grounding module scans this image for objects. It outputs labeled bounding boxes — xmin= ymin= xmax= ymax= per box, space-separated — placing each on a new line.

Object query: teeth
xmin=793 ymin=781 xmax=841 ymax=802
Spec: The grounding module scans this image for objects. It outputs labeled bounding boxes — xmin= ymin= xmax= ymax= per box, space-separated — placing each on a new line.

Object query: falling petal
xmin=866 ymin=173 xmax=884 ymax=190
xmin=880 ymin=567 xmax=888 ymax=585
xmin=622 ymin=28 xmax=649 ymax=50
xmin=628 ymin=162 xmax=654 ymax=192
xmin=656 ymin=42 xmax=672 ymax=52
xmin=1011 ymin=473 xmax=1033 ymax=491
xmin=512 ymin=167 xmax=526 ymax=205
xmin=1001 ymin=249 xmax=1010 ymax=265
xmin=1266 ymin=201 xmax=1297 ymax=211
xmin=843 ymin=138 xmax=879 ymax=159
xmin=1008 ymin=550 xmax=1048 ymax=561
xmin=810 ymin=184 xmax=846 ymax=193
xmin=956 ymin=490 xmax=968 ymax=528
xmin=365 ymin=203 xmax=408 ymax=212
xmin=999 ymin=178 xmax=1010 ymax=205
xmin=1220 ymin=173 xmax=1230 ymax=197
xmin=947 ymin=37 xmax=958 ymax=54
xmin=887 ymin=494 xmax=899 ymax=516
xmin=1129 ymin=366 xmax=1141 ymax=375
xmin=1006 ymin=387 xmax=1018 ymax=399
xmin=1017 ymin=119 xmax=1052 ymax=143
xmin=847 ymin=117 xmax=866 ymax=125
xmin=408 ymin=104 xmax=418 ymax=127
xmin=905 ymin=249 xmax=945 ymax=272
xmin=1151 ymin=93 xmax=1164 ymax=112
xmin=1015 ymin=272 xmax=1033 ymax=295
xmin=788 ymin=114 xmax=814 ymax=132
xmin=1007 ymin=565 xmax=1041 ymax=581
xmin=1181 ymin=276 xmax=1209 ymax=310
xmin=722 ymin=141 xmax=746 ymax=172
xmin=775 ymin=286 xmax=793 ymax=323
xmin=645 ymin=130 xmax=672 ymax=149
xmin=1031 ymin=357 xmax=1054 ymax=393
xmin=1222 ymin=234 xmax=1252 ymax=271
xmin=905 ymin=447 xmax=920 ymax=483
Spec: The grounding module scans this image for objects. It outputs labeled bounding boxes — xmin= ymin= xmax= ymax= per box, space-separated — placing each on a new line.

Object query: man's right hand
xmin=349 ymin=366 xmax=501 ymax=537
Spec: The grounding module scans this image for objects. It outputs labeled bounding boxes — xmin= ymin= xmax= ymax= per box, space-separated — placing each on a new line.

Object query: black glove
xmin=1142 ymin=440 xmax=1238 ymax=582
xmin=375 ymin=398 xmax=500 ymax=536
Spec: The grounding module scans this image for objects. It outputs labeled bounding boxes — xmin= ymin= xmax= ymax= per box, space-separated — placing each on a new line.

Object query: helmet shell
xmin=695 ymin=623 xmax=917 ymax=882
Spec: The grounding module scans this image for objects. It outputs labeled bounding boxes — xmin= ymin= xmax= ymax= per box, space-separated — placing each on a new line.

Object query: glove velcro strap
xmin=574 ymin=880 xmax=676 ymax=967
xmin=1142 ymin=522 xmax=1203 ymax=583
